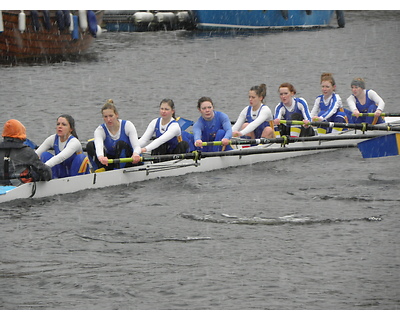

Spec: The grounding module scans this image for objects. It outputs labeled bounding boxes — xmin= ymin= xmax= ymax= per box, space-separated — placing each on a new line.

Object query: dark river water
xmin=1 ymin=11 xmax=399 ymax=310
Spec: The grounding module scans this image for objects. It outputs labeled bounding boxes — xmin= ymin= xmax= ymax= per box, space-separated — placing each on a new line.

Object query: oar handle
xmin=108 ymin=157 xmax=138 ymax=164
xmin=201 ymin=140 xmax=257 ymax=146
xmin=108 ymin=152 xmax=201 ymax=164
xmin=280 ymin=120 xmax=308 ymax=125
xmin=202 ymin=141 xmax=223 ymax=146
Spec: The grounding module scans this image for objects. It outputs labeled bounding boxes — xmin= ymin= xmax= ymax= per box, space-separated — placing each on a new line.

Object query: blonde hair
xmin=101 ymin=99 xmax=118 ymax=115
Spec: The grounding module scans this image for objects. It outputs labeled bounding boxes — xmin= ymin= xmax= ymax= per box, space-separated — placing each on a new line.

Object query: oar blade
xmin=176 ymin=117 xmax=194 ymax=131
xmin=358 ymin=133 xmax=400 ymax=158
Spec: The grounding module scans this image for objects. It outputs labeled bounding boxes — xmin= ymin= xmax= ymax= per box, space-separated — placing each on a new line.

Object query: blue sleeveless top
xmin=154 ymin=118 xmax=179 ymax=151
xmin=53 ymin=135 xmax=80 ymax=168
xmin=245 ymin=104 xmax=270 ymax=138
xmin=101 ymin=120 xmax=132 ymax=156
xmin=354 ymin=90 xmax=376 ymax=113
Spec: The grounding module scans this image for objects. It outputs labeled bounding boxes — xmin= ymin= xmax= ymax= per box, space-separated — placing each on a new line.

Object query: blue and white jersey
xmin=274 ymin=97 xmax=311 ymax=121
xmin=311 ymin=93 xmax=343 ymax=121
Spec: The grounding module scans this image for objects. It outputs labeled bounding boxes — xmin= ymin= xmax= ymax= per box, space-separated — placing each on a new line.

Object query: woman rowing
xmin=139 ymin=99 xmax=190 ymax=158
xmin=86 ymin=99 xmax=141 ymax=171
xmin=232 ymin=83 xmax=274 ymax=139
xmin=36 ymin=114 xmax=90 ymax=178
xmin=346 ymin=77 xmax=385 ymax=124
xmin=193 ymin=96 xmax=233 ymax=152
xmin=310 ymin=73 xmax=350 ymax=134
xmin=273 ymin=83 xmax=314 ymax=137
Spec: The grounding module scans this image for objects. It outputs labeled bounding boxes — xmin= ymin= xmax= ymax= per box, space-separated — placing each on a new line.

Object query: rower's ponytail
xmin=250 ymin=83 xmax=267 ymax=102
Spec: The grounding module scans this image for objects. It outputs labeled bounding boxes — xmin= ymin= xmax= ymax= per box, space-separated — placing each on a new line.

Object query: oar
xmin=201 ymin=133 xmax=385 ymax=146
xmin=280 ymin=120 xmax=400 ymax=132
xmin=109 ymin=143 xmax=358 ymax=164
xmin=358 ymin=113 xmax=400 ymax=117
xmin=358 ymin=133 xmax=400 ymax=158
xmin=109 ymin=153 xmax=199 ymax=163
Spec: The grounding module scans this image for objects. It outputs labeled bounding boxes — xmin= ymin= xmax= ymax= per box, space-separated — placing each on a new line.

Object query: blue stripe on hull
xmin=192 ymin=10 xmax=335 ymax=30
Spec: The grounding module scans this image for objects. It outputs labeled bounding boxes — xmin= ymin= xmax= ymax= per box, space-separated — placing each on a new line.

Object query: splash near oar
xmin=358 ymin=133 xmax=400 ymax=158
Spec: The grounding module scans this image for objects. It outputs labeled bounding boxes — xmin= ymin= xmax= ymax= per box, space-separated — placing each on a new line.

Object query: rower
xmin=139 ymin=98 xmax=191 ymax=162
xmin=310 ymin=73 xmax=351 ymax=135
xmin=347 ymin=77 xmax=385 ymax=125
xmin=273 ymin=83 xmax=315 ymax=138
xmin=86 ymin=99 xmax=141 ymax=171
xmin=36 ymin=114 xmax=90 ymax=178
xmin=192 ymin=97 xmax=233 ymax=152
xmin=232 ymin=83 xmax=274 ymax=140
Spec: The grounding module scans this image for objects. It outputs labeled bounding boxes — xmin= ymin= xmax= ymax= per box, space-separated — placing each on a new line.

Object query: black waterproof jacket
xmin=0 ymin=137 xmax=52 ymax=186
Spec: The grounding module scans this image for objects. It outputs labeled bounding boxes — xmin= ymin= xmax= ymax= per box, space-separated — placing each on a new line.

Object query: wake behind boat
xmin=1 ymin=119 xmax=399 ymax=204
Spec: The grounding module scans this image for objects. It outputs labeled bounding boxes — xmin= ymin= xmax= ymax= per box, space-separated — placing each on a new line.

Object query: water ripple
xmin=180 ymin=213 xmax=382 ymax=225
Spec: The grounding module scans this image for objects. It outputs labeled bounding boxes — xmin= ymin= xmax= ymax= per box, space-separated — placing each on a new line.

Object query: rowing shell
xmin=0 ymin=122 xmax=398 ymax=204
